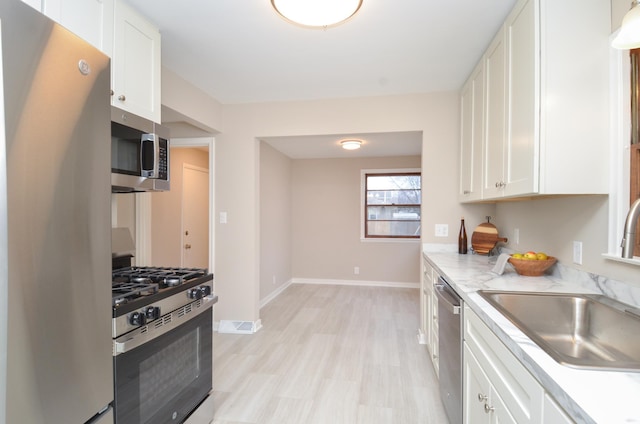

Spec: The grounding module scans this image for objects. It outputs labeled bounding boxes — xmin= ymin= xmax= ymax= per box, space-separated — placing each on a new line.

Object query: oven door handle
xmin=114 ymin=295 xmax=217 ymax=355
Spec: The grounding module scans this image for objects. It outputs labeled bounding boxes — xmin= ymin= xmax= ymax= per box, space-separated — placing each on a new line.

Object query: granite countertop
xmin=423 ymin=246 xmax=640 ymax=424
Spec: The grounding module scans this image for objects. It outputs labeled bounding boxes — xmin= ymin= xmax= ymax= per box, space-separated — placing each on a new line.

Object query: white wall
xmin=216 ymin=93 xmax=495 ymax=323
xmin=291 ymin=156 xmax=422 ymax=284
xmin=259 ymin=141 xmax=292 ymax=302
xmin=161 ymin=66 xmax=223 ymax=133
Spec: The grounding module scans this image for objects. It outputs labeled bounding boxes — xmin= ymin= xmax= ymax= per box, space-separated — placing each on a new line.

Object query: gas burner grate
xmin=112 ymin=281 xmax=159 ymax=306
xmin=112 ymin=266 xmax=208 ymax=288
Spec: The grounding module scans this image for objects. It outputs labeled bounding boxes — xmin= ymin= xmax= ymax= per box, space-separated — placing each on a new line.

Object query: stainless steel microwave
xmin=111 ymin=107 xmax=170 ymax=193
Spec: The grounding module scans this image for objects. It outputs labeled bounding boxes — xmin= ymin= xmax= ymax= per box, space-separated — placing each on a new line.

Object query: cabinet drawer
xmin=464 ymin=306 xmax=544 ymax=424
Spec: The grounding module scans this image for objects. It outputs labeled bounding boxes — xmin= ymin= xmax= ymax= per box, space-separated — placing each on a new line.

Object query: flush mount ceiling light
xmin=340 ymin=139 xmax=362 ymax=150
xmin=271 ymin=0 xmax=363 ymax=28
xmin=613 ymin=0 xmax=640 ymax=49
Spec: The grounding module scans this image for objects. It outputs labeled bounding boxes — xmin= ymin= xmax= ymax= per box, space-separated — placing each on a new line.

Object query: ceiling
xmin=261 ymin=131 xmax=423 ymax=159
xmin=126 ymin=0 xmax=517 ymax=158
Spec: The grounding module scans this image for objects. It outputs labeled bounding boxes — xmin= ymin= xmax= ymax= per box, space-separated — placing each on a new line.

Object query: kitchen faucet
xmin=621 ymin=198 xmax=640 ymax=258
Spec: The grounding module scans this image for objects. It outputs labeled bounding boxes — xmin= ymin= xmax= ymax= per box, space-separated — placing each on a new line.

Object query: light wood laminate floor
xmin=211 ymin=284 xmax=449 ymax=424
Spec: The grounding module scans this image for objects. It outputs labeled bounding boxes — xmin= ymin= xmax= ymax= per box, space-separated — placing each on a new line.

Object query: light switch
xmin=220 ymin=212 xmax=227 ymax=224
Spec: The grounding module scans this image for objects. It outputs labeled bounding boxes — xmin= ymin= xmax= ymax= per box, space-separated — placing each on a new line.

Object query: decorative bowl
xmin=507 ymin=256 xmax=557 ymax=276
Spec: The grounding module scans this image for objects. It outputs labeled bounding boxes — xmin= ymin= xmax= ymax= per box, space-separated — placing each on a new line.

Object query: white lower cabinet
xmin=420 ymin=259 xmax=432 ymax=344
xmin=543 ymin=394 xmax=573 ymax=424
xmin=464 ymin=306 xmax=574 ymax=424
xmin=421 ymin=258 xmax=439 ymax=376
xmin=464 ymin=344 xmax=517 ymax=424
xmin=429 ymin=268 xmax=439 ymax=376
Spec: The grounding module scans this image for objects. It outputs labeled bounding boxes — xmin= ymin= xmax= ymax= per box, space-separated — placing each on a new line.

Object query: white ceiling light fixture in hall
xmin=271 ymin=0 xmax=363 ymax=28
xmin=613 ymin=0 xmax=640 ymax=49
xmin=340 ymin=139 xmax=363 ymax=150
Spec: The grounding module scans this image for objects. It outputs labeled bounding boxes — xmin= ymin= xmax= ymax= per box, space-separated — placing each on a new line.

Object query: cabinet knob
xmin=484 ymin=403 xmax=495 ymax=414
xmin=110 ymin=89 xmax=114 ymax=96
xmin=118 ymin=94 xmax=126 ymax=101
xmin=477 ymin=393 xmax=488 ymax=403
xmin=185 ymin=244 xmax=192 ymax=249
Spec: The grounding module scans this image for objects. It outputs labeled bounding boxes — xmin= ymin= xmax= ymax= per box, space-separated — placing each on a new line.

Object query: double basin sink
xmin=478 ymin=291 xmax=640 ymax=371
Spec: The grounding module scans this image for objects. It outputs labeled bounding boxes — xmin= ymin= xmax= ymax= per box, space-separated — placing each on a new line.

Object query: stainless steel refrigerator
xmin=0 ymin=1 xmax=113 ymax=423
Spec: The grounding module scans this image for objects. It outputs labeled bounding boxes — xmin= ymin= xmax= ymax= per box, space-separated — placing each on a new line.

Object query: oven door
xmin=114 ymin=306 xmax=212 ymax=424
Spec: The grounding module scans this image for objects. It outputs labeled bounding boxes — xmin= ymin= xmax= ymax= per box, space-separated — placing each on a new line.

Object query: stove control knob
xmin=188 ymin=288 xmax=203 ymax=300
xmin=129 ymin=311 xmax=146 ymax=326
xmin=200 ymin=285 xmax=212 ymax=297
xmin=145 ymin=306 xmax=160 ymax=321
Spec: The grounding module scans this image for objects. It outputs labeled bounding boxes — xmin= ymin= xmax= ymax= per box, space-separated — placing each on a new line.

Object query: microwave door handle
xmin=141 ymin=133 xmax=159 ymax=178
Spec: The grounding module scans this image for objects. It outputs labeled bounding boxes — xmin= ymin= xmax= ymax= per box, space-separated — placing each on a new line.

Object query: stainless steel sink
xmin=477 ymin=291 xmax=640 ymax=371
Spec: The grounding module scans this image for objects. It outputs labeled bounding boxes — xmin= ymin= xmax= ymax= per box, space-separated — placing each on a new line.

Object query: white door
xmin=182 ymin=164 xmax=209 ymax=268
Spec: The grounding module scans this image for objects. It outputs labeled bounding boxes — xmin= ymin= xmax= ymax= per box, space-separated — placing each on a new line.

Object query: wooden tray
xmin=471 ymin=217 xmax=508 ymax=255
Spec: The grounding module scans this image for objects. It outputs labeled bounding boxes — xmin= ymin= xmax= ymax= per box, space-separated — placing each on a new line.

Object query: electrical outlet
xmin=514 ymin=228 xmax=520 ymax=245
xmin=573 ymin=241 xmax=583 ymax=265
xmin=354 ymin=266 xmax=360 ymax=275
xmin=435 ymin=224 xmax=448 ymax=237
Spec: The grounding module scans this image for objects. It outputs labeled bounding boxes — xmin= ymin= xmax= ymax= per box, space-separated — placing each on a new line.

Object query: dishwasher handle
xmin=434 ymin=277 xmax=461 ymax=315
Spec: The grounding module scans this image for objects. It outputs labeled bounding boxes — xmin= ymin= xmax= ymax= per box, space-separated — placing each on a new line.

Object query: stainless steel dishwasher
xmin=435 ymin=275 xmax=463 ymax=424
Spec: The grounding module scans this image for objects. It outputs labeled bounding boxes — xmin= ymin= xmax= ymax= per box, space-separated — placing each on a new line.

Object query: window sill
xmin=602 ymin=253 xmax=640 ymax=267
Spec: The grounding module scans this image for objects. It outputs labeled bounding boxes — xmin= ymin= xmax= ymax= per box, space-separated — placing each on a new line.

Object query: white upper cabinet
xmin=459 ymin=61 xmax=485 ymax=202
xmin=20 ymin=0 xmax=43 ymax=12
xmin=43 ymin=0 xmax=114 ymax=54
xmin=502 ymin=0 xmax=537 ymax=197
xmin=20 ymin=0 xmax=161 ymax=123
xmin=481 ymin=28 xmax=507 ymax=200
xmin=462 ymin=0 xmax=610 ymax=201
xmin=112 ymin=0 xmax=161 ymax=123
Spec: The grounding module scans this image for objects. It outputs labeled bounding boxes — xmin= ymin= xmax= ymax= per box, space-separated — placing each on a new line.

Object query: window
xmin=630 ymin=49 xmax=640 ymax=256
xmin=606 ymin=33 xmax=640 ymax=264
xmin=363 ymin=170 xmax=421 ymax=239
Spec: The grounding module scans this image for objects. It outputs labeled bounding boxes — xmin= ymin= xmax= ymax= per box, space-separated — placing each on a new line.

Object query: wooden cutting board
xmin=471 ymin=218 xmax=508 ymax=255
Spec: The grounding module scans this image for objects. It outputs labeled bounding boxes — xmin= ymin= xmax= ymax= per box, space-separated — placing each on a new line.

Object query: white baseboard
xmin=259 ymin=279 xmax=293 ymax=309
xmin=291 ymin=278 xmax=420 ymax=289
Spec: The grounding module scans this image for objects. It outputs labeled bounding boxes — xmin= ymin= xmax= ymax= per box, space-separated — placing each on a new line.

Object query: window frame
xmin=605 ymin=31 xmax=639 ymax=264
xmin=360 ymin=168 xmax=422 ymax=242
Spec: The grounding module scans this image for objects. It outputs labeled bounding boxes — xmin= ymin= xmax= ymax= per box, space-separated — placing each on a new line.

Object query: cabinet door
xmin=464 ymin=345 xmax=491 ymax=424
xmin=112 ymin=0 xmax=161 ymax=122
xmin=483 ymin=27 xmax=507 ymax=199
xmin=543 ymin=394 xmax=574 ymax=424
xmin=430 ymin=271 xmax=439 ymax=376
xmin=421 ymin=261 xmax=432 ymax=345
xmin=465 ymin=345 xmax=519 ymax=424
xmin=490 ymin=389 xmax=518 ymax=424
xmin=460 ymin=62 xmax=484 ymax=202
xmin=44 ymin=0 xmax=113 ymax=54
xmin=20 ymin=0 xmax=42 ymax=11
xmin=504 ymin=0 xmax=538 ymax=196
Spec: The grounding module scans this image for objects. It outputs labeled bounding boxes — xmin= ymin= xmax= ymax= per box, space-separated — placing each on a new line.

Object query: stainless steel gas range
xmin=112 ymin=266 xmax=217 ymax=424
